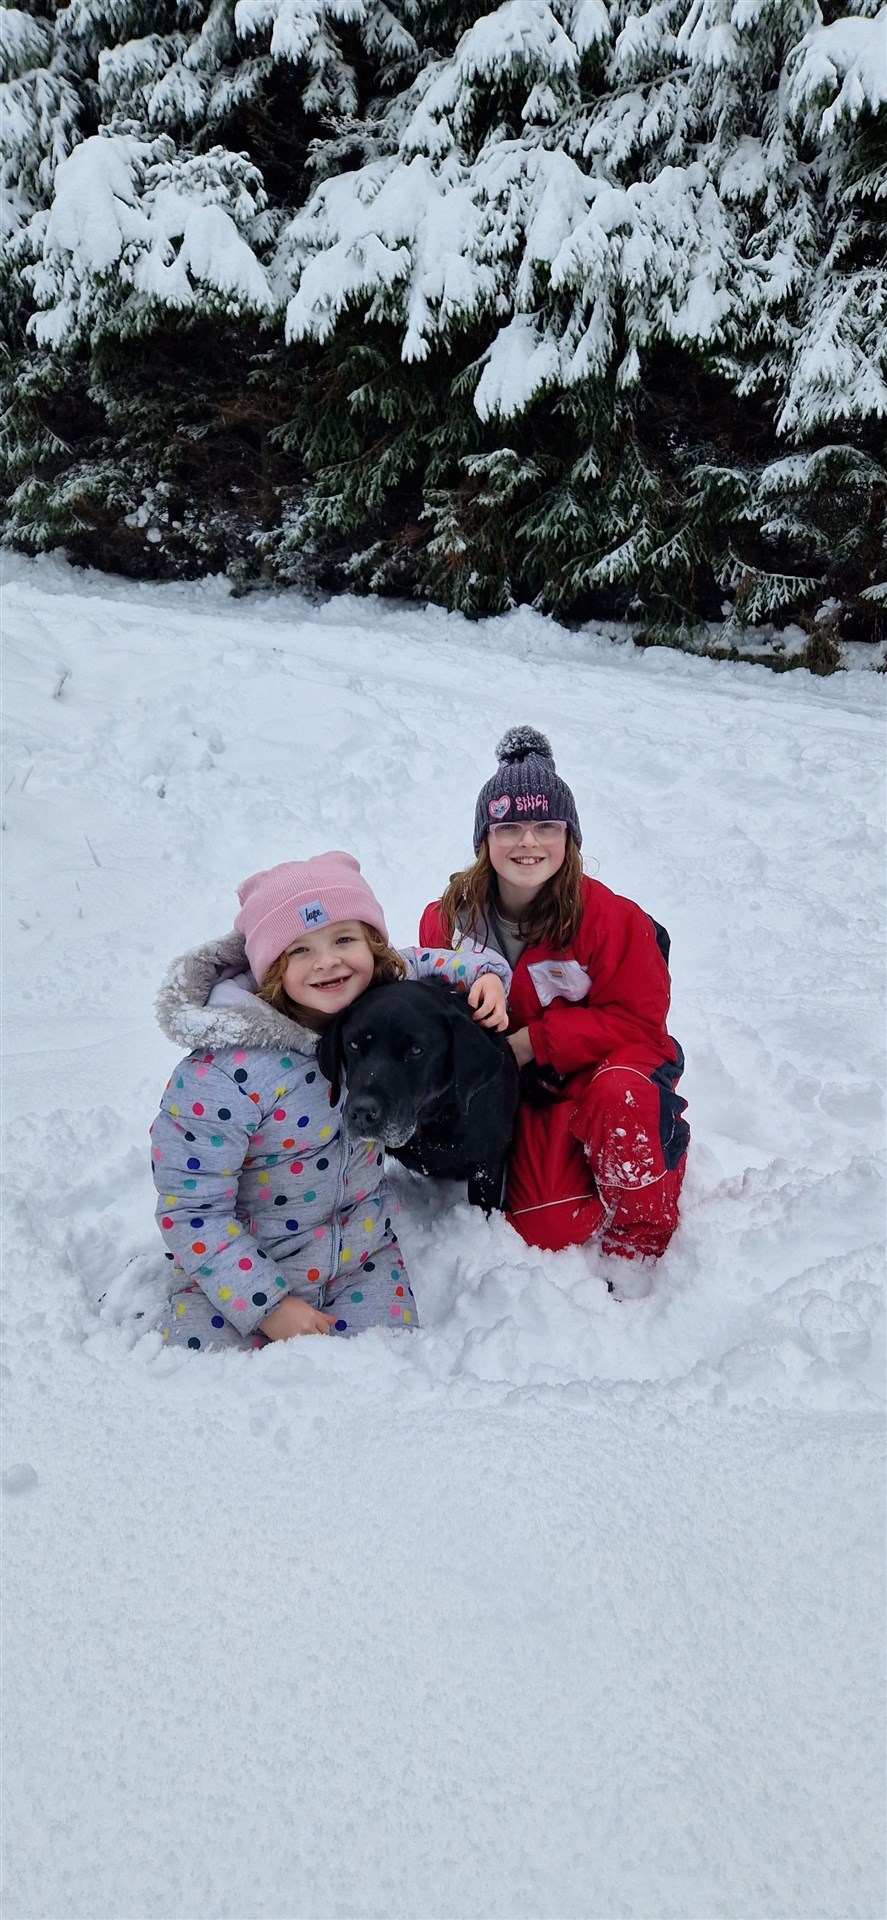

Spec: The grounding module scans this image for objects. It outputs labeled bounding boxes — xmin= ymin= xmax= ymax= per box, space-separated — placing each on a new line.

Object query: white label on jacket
xmin=527 ymin=959 xmax=592 ymax=1008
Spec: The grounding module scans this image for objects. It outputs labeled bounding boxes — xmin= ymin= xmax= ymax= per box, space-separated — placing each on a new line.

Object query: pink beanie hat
xmin=234 ymin=852 xmax=389 ymax=985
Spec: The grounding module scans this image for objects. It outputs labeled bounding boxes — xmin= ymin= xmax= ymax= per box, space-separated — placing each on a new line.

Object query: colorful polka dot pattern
xmin=160 ymin=1244 xmax=416 ymax=1350
xmin=152 ymin=1039 xmax=404 ymax=1340
xmin=151 ymin=944 xmax=493 ymax=1344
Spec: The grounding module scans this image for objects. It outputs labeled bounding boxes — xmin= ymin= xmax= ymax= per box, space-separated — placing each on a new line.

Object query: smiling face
xmin=486 ymin=820 xmax=568 ymax=912
xmin=279 ymin=919 xmax=375 ymax=1020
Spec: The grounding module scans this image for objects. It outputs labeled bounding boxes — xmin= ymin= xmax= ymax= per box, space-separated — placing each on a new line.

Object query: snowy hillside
xmin=1 ymin=554 xmax=884 ymax=1919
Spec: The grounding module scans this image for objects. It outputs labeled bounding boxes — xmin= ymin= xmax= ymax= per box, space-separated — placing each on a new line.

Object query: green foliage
xmin=1 ymin=0 xmax=885 ymax=659
xmin=2 ymin=319 xmax=305 ymax=578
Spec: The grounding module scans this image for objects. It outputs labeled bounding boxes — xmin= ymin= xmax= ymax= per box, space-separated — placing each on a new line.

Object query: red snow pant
xmin=505 ymin=1059 xmax=688 ymax=1260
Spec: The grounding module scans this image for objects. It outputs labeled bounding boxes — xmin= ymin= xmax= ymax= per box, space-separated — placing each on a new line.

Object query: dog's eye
xmin=347 ymin=1038 xmax=361 ymax=1052
xmin=406 ymin=1044 xmax=424 ymax=1058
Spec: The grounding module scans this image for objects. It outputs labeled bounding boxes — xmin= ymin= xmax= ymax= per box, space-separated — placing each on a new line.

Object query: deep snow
xmin=1 ymin=553 xmax=884 ymax=1919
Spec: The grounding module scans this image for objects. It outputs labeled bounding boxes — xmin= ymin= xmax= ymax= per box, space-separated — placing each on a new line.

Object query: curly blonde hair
xmin=437 ymin=835 xmax=585 ymax=951
xmin=256 ymin=922 xmax=406 ymax=1032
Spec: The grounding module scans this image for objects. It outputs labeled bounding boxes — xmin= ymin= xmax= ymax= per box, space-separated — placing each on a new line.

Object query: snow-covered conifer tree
xmin=277 ymin=0 xmax=886 ymax=636
xmin=2 ymin=0 xmax=884 ymax=646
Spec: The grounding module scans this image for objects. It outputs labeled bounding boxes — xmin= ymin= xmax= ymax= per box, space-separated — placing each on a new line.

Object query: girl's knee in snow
xmin=160 ymin=1285 xmax=266 ymax=1352
xmin=324 ymin=1244 xmax=419 ymax=1334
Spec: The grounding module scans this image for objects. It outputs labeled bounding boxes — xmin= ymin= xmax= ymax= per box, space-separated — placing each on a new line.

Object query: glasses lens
xmin=491 ymin=821 xmax=566 ymax=842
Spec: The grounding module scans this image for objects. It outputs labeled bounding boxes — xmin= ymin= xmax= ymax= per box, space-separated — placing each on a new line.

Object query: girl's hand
xmin=259 ymin=1297 xmax=335 ymax=1339
xmin=468 ymin=974 xmax=509 ymax=1031
xmin=506 ymin=1026 xmax=536 ymax=1068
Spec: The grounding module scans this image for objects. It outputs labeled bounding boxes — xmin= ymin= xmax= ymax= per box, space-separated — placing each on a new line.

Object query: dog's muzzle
xmin=344 ymin=1101 xmax=417 ymax=1150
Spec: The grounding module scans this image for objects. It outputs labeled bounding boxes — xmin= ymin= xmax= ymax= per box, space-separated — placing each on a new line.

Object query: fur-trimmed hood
xmin=155 ymin=931 xmax=320 ymax=1057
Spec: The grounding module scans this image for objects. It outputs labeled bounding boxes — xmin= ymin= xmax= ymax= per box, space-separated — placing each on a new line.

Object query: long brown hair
xmin=256 ymin=922 xmax=406 ymax=1032
xmin=438 ymin=835 xmax=585 ymax=951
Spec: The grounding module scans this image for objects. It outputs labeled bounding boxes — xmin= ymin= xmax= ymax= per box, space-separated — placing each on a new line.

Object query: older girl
xmin=419 ymin=730 xmax=689 ymax=1265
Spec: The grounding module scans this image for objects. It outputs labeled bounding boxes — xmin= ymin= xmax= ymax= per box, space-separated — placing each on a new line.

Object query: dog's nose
xmin=349 ymin=1098 xmax=380 ymax=1136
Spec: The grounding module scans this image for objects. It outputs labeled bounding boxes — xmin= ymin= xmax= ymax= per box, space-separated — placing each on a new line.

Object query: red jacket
xmin=418 ymin=876 xmax=678 ymax=1079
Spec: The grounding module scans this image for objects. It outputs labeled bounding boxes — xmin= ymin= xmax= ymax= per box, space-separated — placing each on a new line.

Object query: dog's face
xmin=318 ymin=980 xmax=496 ymax=1148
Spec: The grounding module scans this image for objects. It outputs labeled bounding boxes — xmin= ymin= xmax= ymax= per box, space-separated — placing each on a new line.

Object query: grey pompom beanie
xmin=473 ymin=728 xmax=582 ymax=852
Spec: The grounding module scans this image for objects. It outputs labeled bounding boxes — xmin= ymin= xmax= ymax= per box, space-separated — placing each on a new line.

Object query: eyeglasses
xmin=489 ymin=821 xmax=567 ymax=844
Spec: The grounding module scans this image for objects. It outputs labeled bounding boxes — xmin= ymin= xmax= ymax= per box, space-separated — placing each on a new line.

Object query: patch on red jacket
xmin=528 ymin=959 xmax=592 ymax=1007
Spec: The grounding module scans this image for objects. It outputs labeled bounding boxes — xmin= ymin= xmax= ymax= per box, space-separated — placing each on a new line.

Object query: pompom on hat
xmin=234 ymin=852 xmax=388 ymax=986
xmin=473 ymin=727 xmax=582 ymax=852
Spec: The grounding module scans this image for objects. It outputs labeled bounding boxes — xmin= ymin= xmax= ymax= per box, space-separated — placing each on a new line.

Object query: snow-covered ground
xmin=1 ymin=553 xmax=884 ymax=1920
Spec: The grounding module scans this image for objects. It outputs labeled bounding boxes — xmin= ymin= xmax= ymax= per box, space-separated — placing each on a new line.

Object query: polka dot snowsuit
xmin=151 ymin=932 xmax=509 ymax=1350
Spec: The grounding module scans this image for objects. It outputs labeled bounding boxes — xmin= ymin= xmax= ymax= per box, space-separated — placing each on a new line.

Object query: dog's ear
xmin=317 ymin=1012 xmax=346 ymax=1103
xmin=446 ymin=999 xmax=504 ymax=1106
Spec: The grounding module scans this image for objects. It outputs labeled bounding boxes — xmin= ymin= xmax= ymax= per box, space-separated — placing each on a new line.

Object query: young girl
xmin=151 ymin=851 xmax=509 ymax=1349
xmin=419 ymin=730 xmax=689 ymax=1265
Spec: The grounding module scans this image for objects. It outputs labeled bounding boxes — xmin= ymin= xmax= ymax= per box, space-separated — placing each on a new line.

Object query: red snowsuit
xmin=419 ymin=879 xmax=689 ymax=1259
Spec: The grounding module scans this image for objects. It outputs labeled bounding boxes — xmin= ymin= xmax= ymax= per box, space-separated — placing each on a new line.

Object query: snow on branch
xmin=455 ymin=0 xmax=579 ymax=82
xmin=786 ymin=10 xmax=887 ymax=133
xmin=0 ymin=10 xmax=52 ymax=83
xmin=283 ymin=152 xmax=500 ymax=356
xmin=29 ymin=135 xmax=277 ymax=347
xmin=235 ymin=0 xmax=367 ymax=64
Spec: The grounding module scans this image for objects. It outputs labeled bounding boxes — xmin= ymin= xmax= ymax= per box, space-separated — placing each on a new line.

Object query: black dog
xmin=318 ymin=977 xmax=521 ymax=1213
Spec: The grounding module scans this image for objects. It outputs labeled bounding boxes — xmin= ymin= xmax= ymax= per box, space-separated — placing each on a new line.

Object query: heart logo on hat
xmin=488 ymin=796 xmax=511 ymax=820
